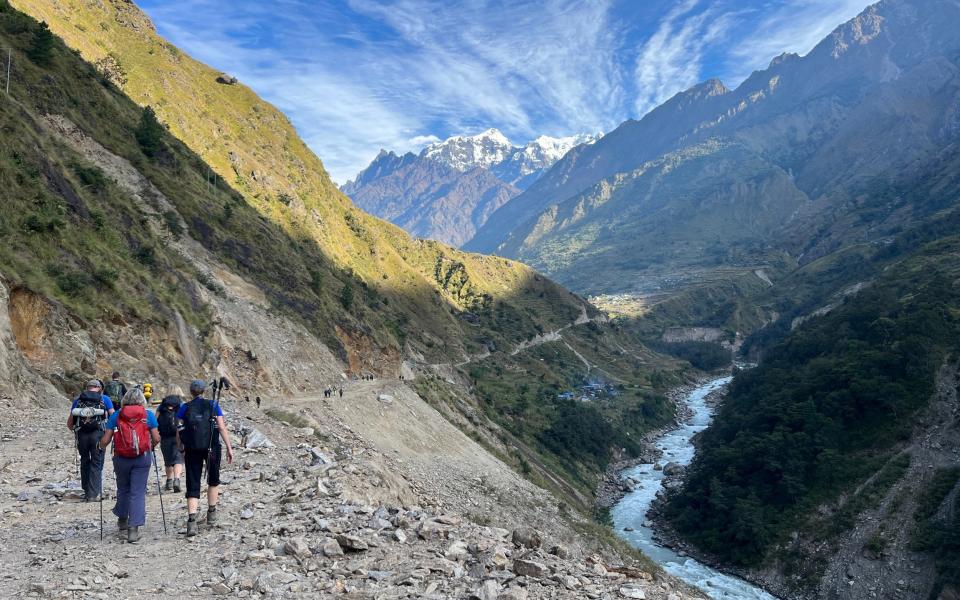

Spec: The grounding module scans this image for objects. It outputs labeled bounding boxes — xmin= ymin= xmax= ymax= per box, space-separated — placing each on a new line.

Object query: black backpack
xmin=181 ymin=397 xmax=214 ymax=451
xmin=75 ymin=391 xmax=106 ymax=433
xmin=156 ymin=395 xmax=181 ymax=438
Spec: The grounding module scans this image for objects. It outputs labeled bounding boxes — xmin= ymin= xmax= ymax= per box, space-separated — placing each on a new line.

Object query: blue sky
xmin=138 ymin=0 xmax=871 ymax=184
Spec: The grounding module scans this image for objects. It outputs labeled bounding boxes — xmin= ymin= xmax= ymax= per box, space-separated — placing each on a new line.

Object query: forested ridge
xmin=666 ymin=236 xmax=960 ymax=584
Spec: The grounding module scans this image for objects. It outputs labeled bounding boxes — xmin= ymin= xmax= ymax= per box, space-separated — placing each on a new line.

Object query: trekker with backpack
xmin=98 ymin=387 xmax=160 ymax=543
xmin=66 ymin=379 xmax=115 ymax=502
xmin=103 ymin=372 xmax=127 ymax=406
xmin=176 ymin=380 xmax=234 ymax=537
xmin=155 ymin=385 xmax=185 ymax=492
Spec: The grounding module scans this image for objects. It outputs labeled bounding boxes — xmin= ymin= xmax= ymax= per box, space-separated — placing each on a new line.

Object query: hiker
xmin=176 ymin=380 xmax=235 ymax=536
xmin=103 ymin=372 xmax=127 ymax=405
xmin=155 ymin=385 xmax=185 ymax=492
xmin=66 ymin=379 xmax=115 ymax=501
xmin=244 ymin=395 xmax=249 ymax=403
xmin=98 ymin=387 xmax=159 ymax=543
xmin=255 ymin=396 xmax=261 ymax=408
xmin=338 ymin=387 xmax=343 ymax=398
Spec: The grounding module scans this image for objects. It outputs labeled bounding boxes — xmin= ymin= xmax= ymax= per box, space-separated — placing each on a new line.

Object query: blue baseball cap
xmin=189 ymin=379 xmax=206 ymax=394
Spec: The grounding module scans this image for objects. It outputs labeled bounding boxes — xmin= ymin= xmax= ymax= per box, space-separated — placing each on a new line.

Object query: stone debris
xmin=0 ymin=390 xmax=701 ymax=600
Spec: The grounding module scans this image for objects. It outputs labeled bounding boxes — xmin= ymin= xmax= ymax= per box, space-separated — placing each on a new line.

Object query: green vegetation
xmin=25 ymin=18 xmax=52 ymax=64
xmin=647 ymin=340 xmax=730 ymax=371
xmin=911 ymin=467 xmax=960 ymax=595
xmin=134 ymin=106 xmax=164 ymax=157
xmin=666 ymin=237 xmax=960 ymax=566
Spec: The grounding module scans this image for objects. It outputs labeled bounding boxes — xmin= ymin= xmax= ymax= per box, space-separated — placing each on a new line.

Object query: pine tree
xmin=339 ymin=279 xmax=355 ymax=311
xmin=27 ymin=21 xmax=55 ymax=66
xmin=135 ymin=106 xmax=164 ymax=156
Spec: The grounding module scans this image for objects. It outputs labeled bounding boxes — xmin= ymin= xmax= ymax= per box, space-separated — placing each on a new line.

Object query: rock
xmin=322 ymin=538 xmax=344 ymax=557
xmin=310 ymin=448 xmax=334 ymax=466
xmin=368 ymin=571 xmax=393 ymax=581
xmin=283 ymin=537 xmax=312 ymax=558
xmin=243 ymin=428 xmax=275 ymax=449
xmin=295 ymin=427 xmax=315 ymax=437
xmin=511 ymin=527 xmax=542 ymax=549
xmin=471 ymin=579 xmax=501 ymax=600
xmin=512 ymin=559 xmax=548 ymax=578
xmin=624 ymin=527 xmax=634 ymax=532
xmin=619 ymin=586 xmax=646 ymax=599
xmin=445 ymin=539 xmax=470 ymax=562
xmin=216 ymin=74 xmax=238 ymax=85
xmin=662 ymin=462 xmax=684 ymax=476
xmin=377 ymin=394 xmax=394 ymax=404
xmin=548 ymin=544 xmax=570 ymax=559
xmin=335 ymin=534 xmax=368 ymax=551
xmin=653 ymin=463 xmax=663 ymax=471
xmin=211 ymin=582 xmax=231 ymax=595
xmin=29 ymin=583 xmax=49 ymax=593
xmin=240 ymin=507 xmax=255 ymax=520
xmin=392 ymin=529 xmax=407 ymax=543
xmin=500 ymin=587 xmax=528 ymax=600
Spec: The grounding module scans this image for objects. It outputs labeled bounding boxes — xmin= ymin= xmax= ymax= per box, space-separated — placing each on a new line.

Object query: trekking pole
xmin=151 ymin=449 xmax=168 ymax=534
xmin=99 ymin=492 xmax=103 ymax=541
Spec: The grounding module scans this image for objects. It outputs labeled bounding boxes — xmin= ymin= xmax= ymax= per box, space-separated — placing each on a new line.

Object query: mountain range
xmin=465 ymin=0 xmax=960 ymax=295
xmin=342 ymin=129 xmax=597 ymax=246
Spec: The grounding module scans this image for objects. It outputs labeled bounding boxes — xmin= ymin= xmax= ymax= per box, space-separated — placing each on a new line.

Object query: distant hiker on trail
xmin=255 ymin=396 xmax=261 ymax=408
xmin=98 ymin=387 xmax=160 ymax=543
xmin=103 ymin=372 xmax=127 ymax=405
xmin=155 ymin=385 xmax=185 ymax=493
xmin=338 ymin=387 xmax=343 ymax=398
xmin=67 ymin=379 xmax=115 ymax=502
xmin=176 ymin=380 xmax=234 ymax=537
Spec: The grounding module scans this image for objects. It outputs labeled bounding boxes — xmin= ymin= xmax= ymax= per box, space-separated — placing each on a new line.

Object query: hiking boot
xmin=117 ymin=517 xmax=129 ymax=532
xmin=164 ymin=479 xmax=173 ymax=492
xmin=186 ymin=518 xmax=198 ymax=537
xmin=173 ymin=478 xmax=182 ymax=493
xmin=127 ymin=526 xmax=140 ymax=544
xmin=206 ymin=507 xmax=218 ymax=526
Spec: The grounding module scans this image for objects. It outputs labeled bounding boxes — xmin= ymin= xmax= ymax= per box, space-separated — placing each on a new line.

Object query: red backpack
xmin=114 ymin=405 xmax=152 ymax=458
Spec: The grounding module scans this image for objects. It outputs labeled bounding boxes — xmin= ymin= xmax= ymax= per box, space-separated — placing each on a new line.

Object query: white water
xmin=611 ymin=377 xmax=777 ymax=599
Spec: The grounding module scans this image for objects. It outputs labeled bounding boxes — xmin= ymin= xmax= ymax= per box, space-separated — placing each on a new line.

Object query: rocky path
xmin=0 ymin=391 xmax=703 ymax=599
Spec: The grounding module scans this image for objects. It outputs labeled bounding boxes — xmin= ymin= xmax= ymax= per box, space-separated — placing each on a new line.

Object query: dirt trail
xmin=0 ymin=389 xmax=702 ymax=599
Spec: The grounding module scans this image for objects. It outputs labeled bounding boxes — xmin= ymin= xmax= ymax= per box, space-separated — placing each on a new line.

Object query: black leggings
xmin=184 ymin=447 xmax=221 ymax=499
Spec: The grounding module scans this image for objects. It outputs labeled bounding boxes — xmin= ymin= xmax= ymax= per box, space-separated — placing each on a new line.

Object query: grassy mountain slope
xmin=0 ymin=0 xmax=686 ymax=512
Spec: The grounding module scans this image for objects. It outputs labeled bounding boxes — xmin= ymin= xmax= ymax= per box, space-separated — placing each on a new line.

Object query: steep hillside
xmin=664 ymin=234 xmax=960 ymax=598
xmin=467 ymin=0 xmax=960 ymax=297
xmin=342 ymin=130 xmax=596 ymax=246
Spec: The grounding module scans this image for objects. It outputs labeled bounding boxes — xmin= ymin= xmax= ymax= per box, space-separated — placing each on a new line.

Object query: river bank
xmin=595 ymin=378 xmax=709 ymax=510
xmin=609 ymin=377 xmax=779 ymax=600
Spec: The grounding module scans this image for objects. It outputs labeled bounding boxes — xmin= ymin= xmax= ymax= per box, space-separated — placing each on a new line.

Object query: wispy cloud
xmin=138 ymin=0 xmax=872 ymax=183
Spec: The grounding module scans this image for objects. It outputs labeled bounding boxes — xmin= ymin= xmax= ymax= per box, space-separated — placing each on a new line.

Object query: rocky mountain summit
xmin=342 ymin=130 xmax=597 ymax=246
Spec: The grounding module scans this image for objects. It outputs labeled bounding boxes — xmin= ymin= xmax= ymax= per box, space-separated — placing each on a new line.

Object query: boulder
xmin=471 ymin=579 xmax=501 ymax=600
xmin=511 ymin=527 xmax=542 ymax=549
xmin=283 ymin=538 xmax=311 ymax=558
xmin=662 ymin=462 xmax=684 ymax=477
xmin=216 ymin=74 xmax=238 ymax=85
xmin=445 ymin=539 xmax=470 ymax=562
xmin=512 ymin=558 xmax=547 ymax=578
xmin=619 ymin=586 xmax=646 ymax=599
xmin=548 ymin=544 xmax=570 ymax=559
xmin=335 ymin=534 xmax=368 ymax=551
xmin=322 ymin=538 xmax=344 ymax=557
xmin=377 ymin=394 xmax=394 ymax=404
xmin=243 ymin=428 xmax=275 ymax=449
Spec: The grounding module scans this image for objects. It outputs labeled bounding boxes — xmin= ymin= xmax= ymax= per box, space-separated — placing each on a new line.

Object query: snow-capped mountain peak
xmin=421 ymin=128 xmax=515 ymax=172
